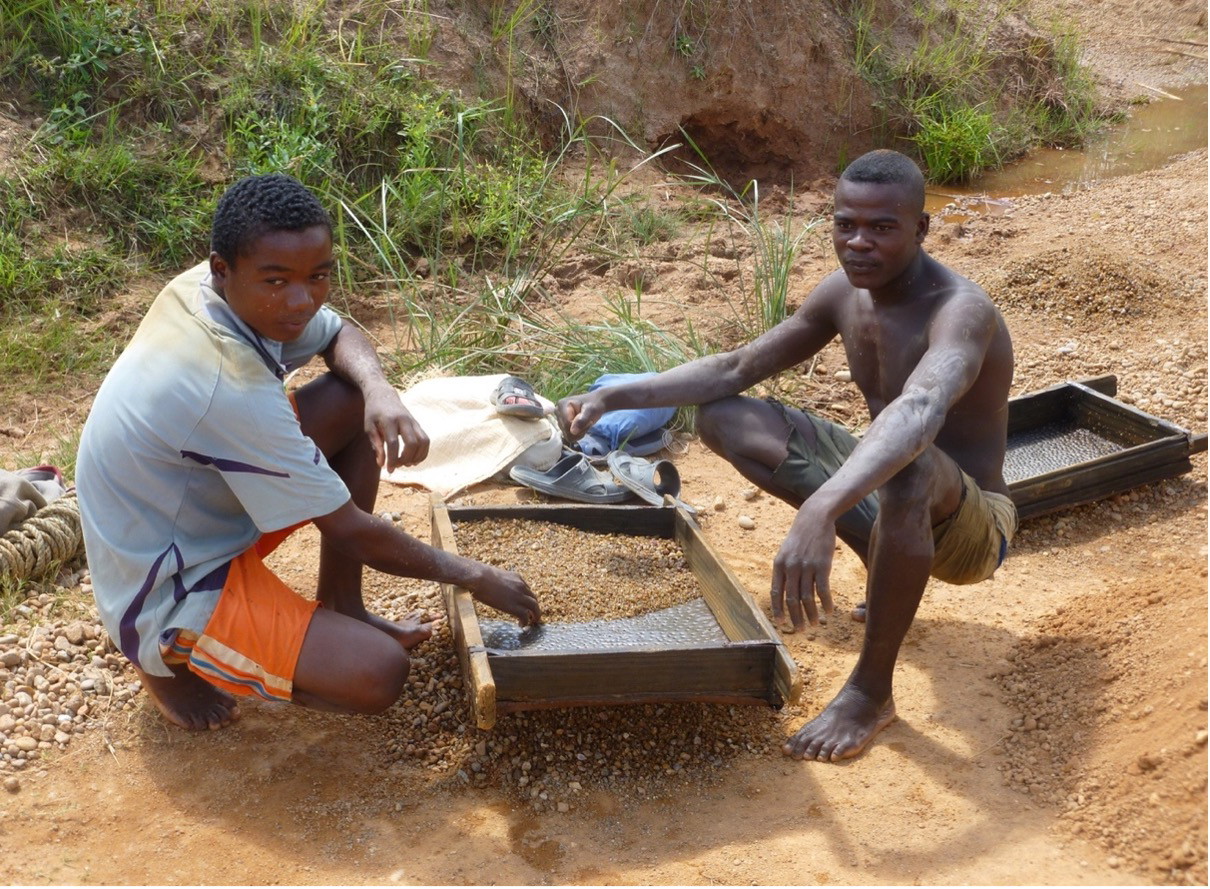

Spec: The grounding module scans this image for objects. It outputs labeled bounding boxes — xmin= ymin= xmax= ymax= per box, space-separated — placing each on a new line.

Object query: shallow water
xmin=926 ymin=84 xmax=1208 ymax=217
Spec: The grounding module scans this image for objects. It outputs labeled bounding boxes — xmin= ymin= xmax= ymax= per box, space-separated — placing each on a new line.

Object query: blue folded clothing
xmin=575 ymin=373 xmax=675 ymax=457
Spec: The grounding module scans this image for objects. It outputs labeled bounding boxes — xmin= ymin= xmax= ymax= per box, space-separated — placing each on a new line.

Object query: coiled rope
xmin=0 ymin=493 xmax=84 ymax=582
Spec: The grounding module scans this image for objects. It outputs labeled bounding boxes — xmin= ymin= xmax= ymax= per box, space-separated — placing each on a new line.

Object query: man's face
xmin=210 ymin=225 xmax=333 ymax=342
xmin=831 ymin=179 xmax=928 ymax=292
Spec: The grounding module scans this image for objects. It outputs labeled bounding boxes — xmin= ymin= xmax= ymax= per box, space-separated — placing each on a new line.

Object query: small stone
xmin=740 ymin=488 xmax=758 ymax=501
xmin=712 ymin=496 xmax=726 ymax=512
xmin=834 ymin=369 xmax=852 ymax=382
xmin=737 ymin=515 xmax=756 ymax=530
xmin=64 ymin=624 xmax=87 ymax=646
xmin=556 ymin=802 xmax=569 ymax=813
xmin=1195 ymin=730 xmax=1207 ymax=746
xmin=3 ymin=777 xmax=18 ymax=793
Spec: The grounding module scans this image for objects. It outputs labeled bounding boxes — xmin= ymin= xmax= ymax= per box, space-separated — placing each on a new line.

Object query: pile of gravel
xmin=0 ymin=567 xmax=143 ymax=791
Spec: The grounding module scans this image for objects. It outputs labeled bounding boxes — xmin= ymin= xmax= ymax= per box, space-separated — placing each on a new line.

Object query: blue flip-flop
xmin=509 ymin=452 xmax=633 ymax=504
xmin=605 ymin=451 xmax=696 ymax=514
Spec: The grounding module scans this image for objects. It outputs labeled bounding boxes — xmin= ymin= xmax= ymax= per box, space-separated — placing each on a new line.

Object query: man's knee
xmin=878 ymin=459 xmax=936 ymax=517
xmin=295 ymin=373 xmax=369 ymax=456
xmin=348 ymin=644 xmax=409 ymax=714
xmin=696 ymin=396 xmax=751 ymax=454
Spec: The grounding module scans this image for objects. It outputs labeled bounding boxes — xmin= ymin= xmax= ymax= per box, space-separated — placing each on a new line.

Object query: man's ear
xmin=916 ymin=212 xmax=930 ymax=244
xmin=209 ymin=251 xmax=229 ymax=292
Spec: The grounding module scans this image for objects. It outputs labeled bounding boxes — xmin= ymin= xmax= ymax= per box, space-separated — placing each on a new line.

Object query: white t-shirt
xmin=77 ymin=262 xmax=350 ymax=677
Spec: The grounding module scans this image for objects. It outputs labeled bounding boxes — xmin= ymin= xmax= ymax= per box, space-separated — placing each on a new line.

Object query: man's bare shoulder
xmin=796 ymin=269 xmax=855 ymax=317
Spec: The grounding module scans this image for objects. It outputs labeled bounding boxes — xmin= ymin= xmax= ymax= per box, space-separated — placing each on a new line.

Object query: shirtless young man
xmin=77 ymin=174 xmax=540 ymax=731
xmin=559 ymin=150 xmax=1015 ymax=762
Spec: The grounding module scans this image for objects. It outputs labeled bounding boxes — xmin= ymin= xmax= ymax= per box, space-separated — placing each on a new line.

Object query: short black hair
xmin=839 ymin=150 xmax=926 ymax=212
xmin=210 ymin=173 xmax=332 ymax=265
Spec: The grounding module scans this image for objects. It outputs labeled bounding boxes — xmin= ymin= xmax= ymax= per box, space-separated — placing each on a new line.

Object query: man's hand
xmin=556 ymin=391 xmax=606 ymax=443
xmin=771 ymin=507 xmax=837 ymax=631
xmin=364 ymin=386 xmax=429 ymax=471
xmin=468 ymin=567 xmax=542 ymax=627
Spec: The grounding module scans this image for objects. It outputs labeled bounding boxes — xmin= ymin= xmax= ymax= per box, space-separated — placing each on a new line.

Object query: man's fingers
xmin=769 ymin=563 xmax=787 ymax=620
xmin=817 ymin=576 xmax=834 ymax=617
xmin=800 ymin=576 xmax=819 ymax=627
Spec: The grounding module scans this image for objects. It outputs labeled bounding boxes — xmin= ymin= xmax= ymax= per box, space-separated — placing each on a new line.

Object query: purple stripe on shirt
xmin=181 ymin=450 xmax=290 ymax=477
xmin=119 ymin=543 xmax=183 ymax=667
xmin=178 ymin=560 xmax=231 ymax=601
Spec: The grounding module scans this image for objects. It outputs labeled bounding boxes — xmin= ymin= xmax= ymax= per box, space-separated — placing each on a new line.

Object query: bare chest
xmin=839 ymin=306 xmax=930 ymax=413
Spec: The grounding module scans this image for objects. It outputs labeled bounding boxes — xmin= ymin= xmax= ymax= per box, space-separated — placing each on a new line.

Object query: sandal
xmin=491 ymin=376 xmax=545 ymax=419
xmin=509 ymin=451 xmax=634 ymax=504
xmin=606 ymin=451 xmax=696 ymax=514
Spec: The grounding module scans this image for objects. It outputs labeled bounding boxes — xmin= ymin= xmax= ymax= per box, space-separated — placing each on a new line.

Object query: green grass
xmin=674 ymin=132 xmax=823 ymax=342
xmin=0 ymin=0 xmax=1107 ymax=454
xmin=848 ymin=0 xmax=1106 ymax=182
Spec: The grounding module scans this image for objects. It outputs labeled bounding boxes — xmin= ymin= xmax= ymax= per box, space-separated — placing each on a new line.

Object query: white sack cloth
xmin=381 ymin=373 xmax=561 ymax=498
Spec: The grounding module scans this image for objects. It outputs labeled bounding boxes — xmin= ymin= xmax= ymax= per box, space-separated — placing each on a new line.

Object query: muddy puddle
xmin=927 ymin=84 xmax=1208 ymax=218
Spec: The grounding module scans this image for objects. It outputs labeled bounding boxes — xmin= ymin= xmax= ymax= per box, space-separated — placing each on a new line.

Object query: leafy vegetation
xmin=0 ymin=0 xmax=724 ymax=421
xmin=0 ymin=0 xmax=1105 ymax=438
xmin=849 ymin=0 xmax=1104 ymax=182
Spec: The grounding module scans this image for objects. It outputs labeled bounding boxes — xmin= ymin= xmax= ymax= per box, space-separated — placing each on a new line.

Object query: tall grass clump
xmin=0 ymin=0 xmax=711 ymax=410
xmin=848 ymin=0 xmax=1106 ymax=182
xmin=670 ymin=132 xmax=822 ymax=342
xmin=344 ymin=113 xmax=705 ymax=400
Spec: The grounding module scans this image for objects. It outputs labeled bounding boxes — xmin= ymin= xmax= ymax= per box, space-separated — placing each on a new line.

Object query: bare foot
xmin=357 ymin=609 xmax=437 ymax=650
xmin=137 ymin=665 xmax=241 ymax=731
xmin=782 ymin=685 xmax=897 ymax=762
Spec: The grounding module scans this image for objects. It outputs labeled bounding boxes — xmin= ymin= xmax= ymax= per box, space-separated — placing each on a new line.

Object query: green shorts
xmin=767 ymin=400 xmax=1016 ymax=585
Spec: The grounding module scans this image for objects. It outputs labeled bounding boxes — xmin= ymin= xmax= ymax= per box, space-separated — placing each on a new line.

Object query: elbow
xmin=896 ymin=389 xmax=947 ymax=452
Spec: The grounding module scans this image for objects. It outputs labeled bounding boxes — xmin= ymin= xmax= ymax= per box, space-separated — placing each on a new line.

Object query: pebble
xmin=3 ymin=777 xmax=18 ymax=793
xmin=834 ymin=369 xmax=852 ymax=382
xmin=740 ymin=488 xmax=758 ymax=501
xmin=737 ymin=515 xmax=756 ymax=530
xmin=712 ymin=496 xmax=726 ymax=512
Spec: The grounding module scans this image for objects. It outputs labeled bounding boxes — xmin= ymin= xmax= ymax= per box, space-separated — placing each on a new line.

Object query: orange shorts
xmin=161 ymin=522 xmax=317 ymax=702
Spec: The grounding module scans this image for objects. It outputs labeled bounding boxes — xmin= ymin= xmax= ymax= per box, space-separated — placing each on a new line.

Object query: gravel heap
xmin=2 ymin=552 xmax=790 ymax=809
xmin=982 ymin=246 xmax=1200 ymax=318
xmin=0 ymin=566 xmax=143 ymax=792
xmin=366 ymin=571 xmax=786 ymax=812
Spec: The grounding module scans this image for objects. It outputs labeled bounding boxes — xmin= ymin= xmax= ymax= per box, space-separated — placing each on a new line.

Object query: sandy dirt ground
xmin=0 ymin=1 xmax=1206 ymax=885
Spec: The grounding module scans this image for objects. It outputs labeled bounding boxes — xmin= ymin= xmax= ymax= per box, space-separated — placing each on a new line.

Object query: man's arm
xmin=772 ymin=294 xmax=1001 ymax=628
xmin=313 ymin=500 xmax=541 ymax=625
xmin=321 ymin=322 xmax=429 ymax=471
xmin=559 ymin=274 xmax=846 ymax=439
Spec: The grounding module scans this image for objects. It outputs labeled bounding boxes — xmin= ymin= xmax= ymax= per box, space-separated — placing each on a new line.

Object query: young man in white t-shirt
xmin=77 ymin=173 xmax=540 ymax=730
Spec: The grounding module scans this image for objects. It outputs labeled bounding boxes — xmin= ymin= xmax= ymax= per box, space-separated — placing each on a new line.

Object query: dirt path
xmin=1 ymin=1 xmax=1206 ymax=884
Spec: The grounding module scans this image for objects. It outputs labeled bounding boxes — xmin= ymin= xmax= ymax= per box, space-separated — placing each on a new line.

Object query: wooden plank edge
xmin=495 ymin=692 xmax=777 ymax=714
xmin=443 ymin=502 xmax=675 ymax=537
xmin=674 ymin=508 xmax=800 ymax=706
xmin=1014 ymin=457 xmax=1193 ymax=521
xmin=431 ymin=496 xmax=497 ymax=730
